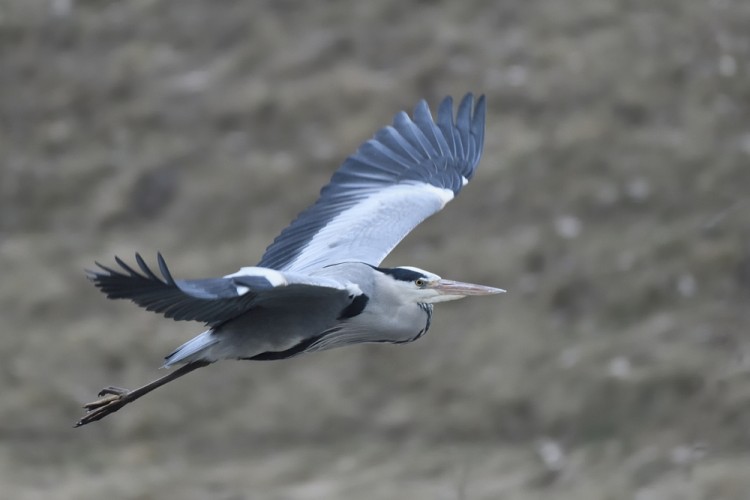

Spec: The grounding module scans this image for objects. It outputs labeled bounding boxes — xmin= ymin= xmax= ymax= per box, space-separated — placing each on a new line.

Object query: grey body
xmin=188 ymin=263 xmax=430 ymax=364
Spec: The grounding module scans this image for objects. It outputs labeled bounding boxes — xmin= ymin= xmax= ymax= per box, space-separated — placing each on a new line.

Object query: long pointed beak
xmin=433 ymin=279 xmax=506 ymax=296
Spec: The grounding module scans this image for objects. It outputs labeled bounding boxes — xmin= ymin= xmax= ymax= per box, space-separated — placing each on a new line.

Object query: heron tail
xmin=163 ymin=330 xmax=219 ymax=368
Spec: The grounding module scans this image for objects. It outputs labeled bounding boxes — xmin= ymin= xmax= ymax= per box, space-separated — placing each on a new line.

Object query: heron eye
xmin=415 ymin=279 xmax=425 ymax=287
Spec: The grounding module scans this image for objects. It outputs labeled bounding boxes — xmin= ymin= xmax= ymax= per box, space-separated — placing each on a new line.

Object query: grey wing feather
xmin=258 ymin=93 xmax=486 ymax=272
xmin=87 ymin=253 xmax=263 ymax=326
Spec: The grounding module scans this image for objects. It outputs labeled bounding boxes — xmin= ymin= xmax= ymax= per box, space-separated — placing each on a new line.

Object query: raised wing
xmin=258 ymin=93 xmax=487 ymax=273
xmin=88 ymin=253 xmax=350 ymax=327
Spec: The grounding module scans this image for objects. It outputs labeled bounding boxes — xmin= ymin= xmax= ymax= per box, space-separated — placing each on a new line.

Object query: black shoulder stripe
xmin=337 ymin=293 xmax=369 ymax=320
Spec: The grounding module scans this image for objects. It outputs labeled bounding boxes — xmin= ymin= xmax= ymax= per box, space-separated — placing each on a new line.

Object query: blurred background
xmin=2 ymin=0 xmax=749 ymax=499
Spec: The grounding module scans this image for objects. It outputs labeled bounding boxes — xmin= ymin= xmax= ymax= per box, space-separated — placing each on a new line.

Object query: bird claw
xmin=75 ymin=387 xmax=133 ymax=427
xmin=97 ymin=386 xmax=129 ymax=398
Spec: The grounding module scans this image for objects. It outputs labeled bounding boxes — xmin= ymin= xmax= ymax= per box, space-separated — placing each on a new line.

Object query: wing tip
xmin=86 ymin=252 xmax=172 ymax=290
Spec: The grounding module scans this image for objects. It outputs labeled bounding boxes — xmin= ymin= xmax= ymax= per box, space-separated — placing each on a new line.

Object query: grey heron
xmin=76 ymin=93 xmax=504 ymax=428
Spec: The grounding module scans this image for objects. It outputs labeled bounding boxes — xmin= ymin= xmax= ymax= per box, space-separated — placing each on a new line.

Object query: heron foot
xmin=75 ymin=362 xmax=210 ymax=428
xmin=96 ymin=386 xmax=129 ymax=398
xmin=75 ymin=386 xmax=134 ymax=428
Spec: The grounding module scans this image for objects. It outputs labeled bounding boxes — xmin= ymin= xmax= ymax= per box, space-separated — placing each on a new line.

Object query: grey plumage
xmin=77 ymin=93 xmax=503 ymax=427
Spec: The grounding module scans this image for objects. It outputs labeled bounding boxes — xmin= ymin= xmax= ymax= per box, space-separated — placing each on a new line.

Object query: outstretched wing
xmin=258 ymin=93 xmax=487 ymax=273
xmin=88 ymin=253 xmax=350 ymax=327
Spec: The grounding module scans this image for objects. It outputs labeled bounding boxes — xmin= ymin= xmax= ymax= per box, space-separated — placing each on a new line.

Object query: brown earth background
xmin=2 ymin=1 xmax=750 ymax=499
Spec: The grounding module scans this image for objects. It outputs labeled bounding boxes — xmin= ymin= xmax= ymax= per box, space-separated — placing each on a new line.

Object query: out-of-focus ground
xmin=2 ymin=1 xmax=750 ymax=498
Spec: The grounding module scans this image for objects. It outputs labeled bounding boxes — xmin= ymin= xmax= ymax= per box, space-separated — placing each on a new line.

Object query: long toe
xmin=82 ymin=393 xmax=122 ymax=411
xmin=97 ymin=386 xmax=129 ymax=397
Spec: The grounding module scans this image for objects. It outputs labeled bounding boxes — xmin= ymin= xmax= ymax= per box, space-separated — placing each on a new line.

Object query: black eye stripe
xmin=372 ymin=266 xmax=428 ymax=282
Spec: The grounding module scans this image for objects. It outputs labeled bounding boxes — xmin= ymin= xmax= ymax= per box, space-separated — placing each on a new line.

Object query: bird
xmin=75 ymin=93 xmax=504 ymax=428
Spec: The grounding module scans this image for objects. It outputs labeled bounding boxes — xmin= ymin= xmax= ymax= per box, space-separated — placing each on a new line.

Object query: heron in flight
xmin=76 ymin=93 xmax=504 ymax=428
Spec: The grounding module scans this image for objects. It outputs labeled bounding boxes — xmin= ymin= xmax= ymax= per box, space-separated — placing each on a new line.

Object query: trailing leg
xmin=75 ymin=361 xmax=210 ymax=428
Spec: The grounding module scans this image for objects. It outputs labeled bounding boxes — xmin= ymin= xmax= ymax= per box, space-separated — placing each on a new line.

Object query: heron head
xmin=379 ymin=266 xmax=505 ymax=304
